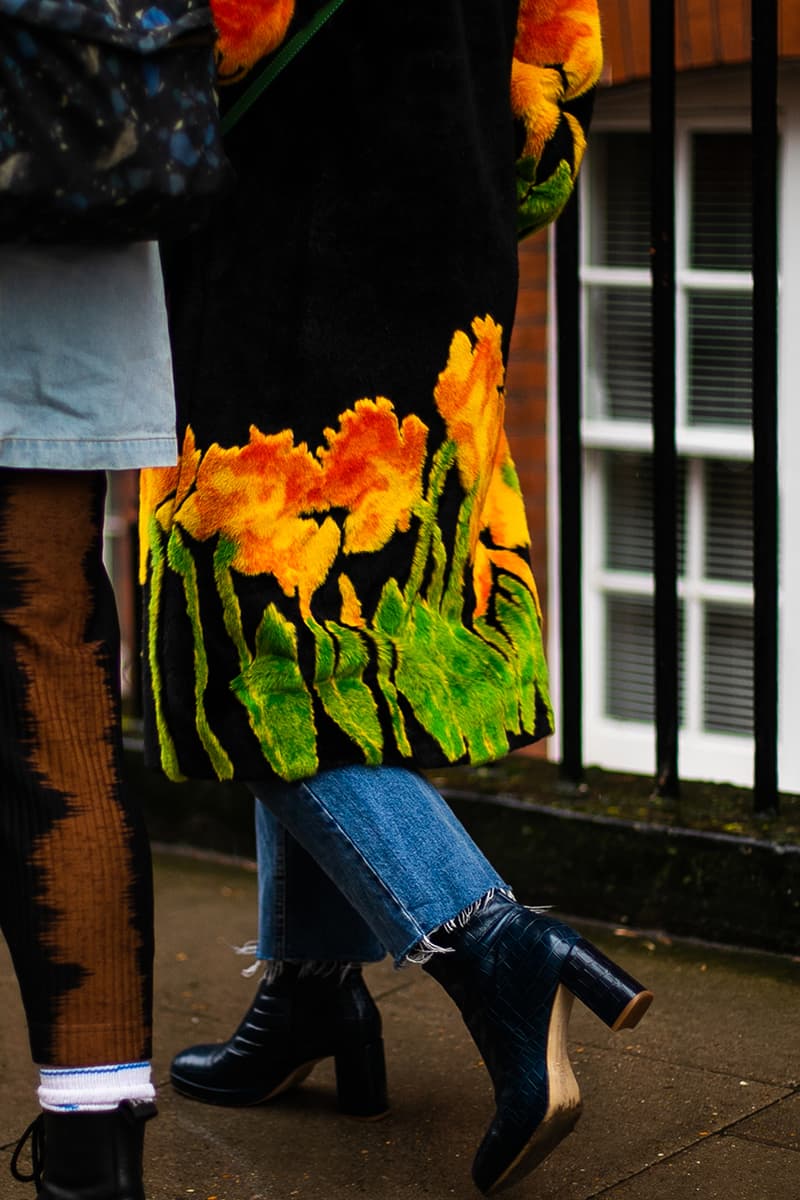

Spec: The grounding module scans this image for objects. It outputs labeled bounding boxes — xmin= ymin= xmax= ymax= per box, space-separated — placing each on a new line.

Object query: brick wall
xmin=506 ymin=231 xmax=552 ymax=758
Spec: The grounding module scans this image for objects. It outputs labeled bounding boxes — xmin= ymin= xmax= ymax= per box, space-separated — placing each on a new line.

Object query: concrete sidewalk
xmin=1 ymin=851 xmax=798 ymax=1200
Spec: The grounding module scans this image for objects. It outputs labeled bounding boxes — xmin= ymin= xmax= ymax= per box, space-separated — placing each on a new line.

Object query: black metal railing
xmin=650 ymin=0 xmax=680 ymax=800
xmin=555 ymin=0 xmax=780 ymax=811
xmin=751 ymin=2 xmax=780 ymax=813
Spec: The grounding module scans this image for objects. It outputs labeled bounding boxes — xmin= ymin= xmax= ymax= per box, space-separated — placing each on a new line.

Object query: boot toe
xmin=170 ymin=1041 xmax=320 ymax=1106
xmin=473 ymin=1093 xmax=582 ymax=1195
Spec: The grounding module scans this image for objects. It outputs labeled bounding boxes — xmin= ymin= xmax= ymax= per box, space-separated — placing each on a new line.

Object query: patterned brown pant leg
xmin=0 ymin=468 xmax=153 ymax=1066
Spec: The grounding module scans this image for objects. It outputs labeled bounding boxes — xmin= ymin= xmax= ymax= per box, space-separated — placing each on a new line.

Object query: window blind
xmin=704 ymin=606 xmax=754 ymax=734
xmin=593 ymin=132 xmax=651 ymax=268
xmin=691 ymin=133 xmax=753 ymax=272
xmin=687 ymin=291 xmax=753 ymax=425
xmin=605 ymin=452 xmax=687 ymax=575
xmin=606 ymin=596 xmax=656 ymax=722
xmin=705 ymin=461 xmax=753 ymax=582
xmin=588 ymin=288 xmax=652 ymax=421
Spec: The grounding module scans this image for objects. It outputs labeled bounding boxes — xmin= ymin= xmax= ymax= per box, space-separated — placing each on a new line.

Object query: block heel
xmin=334 ymin=1037 xmax=389 ymax=1119
xmin=560 ymin=938 xmax=654 ymax=1031
xmin=422 ymin=895 xmax=655 ymax=1194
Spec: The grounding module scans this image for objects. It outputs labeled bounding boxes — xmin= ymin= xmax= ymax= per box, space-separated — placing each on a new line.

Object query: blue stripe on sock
xmin=40 ymin=1062 xmax=149 ymax=1078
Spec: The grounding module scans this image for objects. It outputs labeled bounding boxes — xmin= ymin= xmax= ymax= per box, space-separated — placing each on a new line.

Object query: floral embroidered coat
xmin=140 ymin=0 xmax=602 ymax=783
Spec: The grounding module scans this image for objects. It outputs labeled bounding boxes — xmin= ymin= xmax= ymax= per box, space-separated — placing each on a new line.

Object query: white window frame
xmin=546 ymin=66 xmax=800 ymax=790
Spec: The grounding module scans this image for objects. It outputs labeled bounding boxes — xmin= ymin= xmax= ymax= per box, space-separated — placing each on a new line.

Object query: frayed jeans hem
xmin=398 ymin=886 xmax=516 ymax=968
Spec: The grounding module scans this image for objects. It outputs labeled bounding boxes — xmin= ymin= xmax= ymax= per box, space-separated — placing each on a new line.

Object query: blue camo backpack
xmin=0 ymin=0 xmax=232 ymax=242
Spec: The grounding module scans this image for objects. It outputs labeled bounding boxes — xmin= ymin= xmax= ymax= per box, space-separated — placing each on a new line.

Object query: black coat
xmin=141 ymin=0 xmax=601 ymax=782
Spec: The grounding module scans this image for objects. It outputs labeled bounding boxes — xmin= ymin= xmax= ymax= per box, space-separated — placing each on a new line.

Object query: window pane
xmin=606 ymin=594 xmax=688 ymax=726
xmin=706 ymin=461 xmax=753 ymax=582
xmin=586 ymin=287 xmax=652 ymax=420
xmin=687 ymin=291 xmax=752 ymax=425
xmin=605 ymin=453 xmax=687 ymax=575
xmin=691 ymin=133 xmax=752 ymax=271
xmin=606 ymin=596 xmax=654 ymax=721
xmin=588 ymin=132 xmax=651 ymax=268
xmin=704 ymin=606 xmax=753 ymax=734
xmin=606 ymin=454 xmax=652 ymax=572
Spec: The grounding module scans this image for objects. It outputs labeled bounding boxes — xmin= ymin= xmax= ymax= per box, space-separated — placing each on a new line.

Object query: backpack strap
xmin=220 ymin=0 xmax=348 ymax=135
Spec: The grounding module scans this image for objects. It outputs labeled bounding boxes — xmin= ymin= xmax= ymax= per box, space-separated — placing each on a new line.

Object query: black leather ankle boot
xmin=170 ymin=964 xmax=388 ymax=1118
xmin=424 ymin=895 xmax=653 ymax=1195
xmin=10 ymin=1099 xmax=156 ymax=1199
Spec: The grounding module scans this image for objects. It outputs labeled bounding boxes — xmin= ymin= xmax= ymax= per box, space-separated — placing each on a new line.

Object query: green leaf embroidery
xmin=314 ymin=620 xmax=384 ymax=765
xmin=230 ymin=604 xmax=318 ymax=780
xmin=494 ymin=574 xmax=553 ymax=734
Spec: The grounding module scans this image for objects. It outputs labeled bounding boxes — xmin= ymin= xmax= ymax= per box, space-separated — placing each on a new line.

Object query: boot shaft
xmin=231 ymin=965 xmax=383 ymax=1057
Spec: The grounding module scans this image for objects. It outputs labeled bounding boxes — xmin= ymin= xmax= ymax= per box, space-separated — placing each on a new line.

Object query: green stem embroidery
xmin=441 ymin=486 xmax=477 ymax=623
xmin=168 ymin=527 xmax=234 ymax=780
xmin=368 ymin=618 xmax=412 ymax=758
xmin=404 ymin=441 xmax=458 ymax=606
xmin=213 ymin=538 xmax=253 ymax=676
xmin=146 ymin=515 xmax=184 ymax=782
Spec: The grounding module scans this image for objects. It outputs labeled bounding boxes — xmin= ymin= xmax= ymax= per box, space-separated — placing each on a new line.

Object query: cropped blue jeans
xmin=250 ymin=766 xmax=507 ymax=966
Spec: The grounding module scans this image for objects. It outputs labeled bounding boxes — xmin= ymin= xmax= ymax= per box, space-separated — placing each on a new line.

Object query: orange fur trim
xmin=210 ymin=0 xmax=295 ymax=81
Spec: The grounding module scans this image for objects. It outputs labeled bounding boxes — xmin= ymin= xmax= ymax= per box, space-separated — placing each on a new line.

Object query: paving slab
xmin=1 ymin=851 xmax=799 ymax=1200
xmin=732 ymin=1091 xmax=800 ymax=1150
xmin=596 ymin=1134 xmax=800 ymax=1200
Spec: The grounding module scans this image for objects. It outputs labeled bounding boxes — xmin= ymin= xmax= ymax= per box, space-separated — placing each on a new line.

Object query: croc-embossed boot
xmin=170 ymin=964 xmax=388 ymax=1118
xmin=10 ymin=1099 xmax=157 ymax=1199
xmin=424 ymin=895 xmax=653 ymax=1195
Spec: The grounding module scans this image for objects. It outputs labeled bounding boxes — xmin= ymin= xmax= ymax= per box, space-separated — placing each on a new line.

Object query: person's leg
xmin=253 ymin=766 xmax=509 ymax=964
xmin=170 ymin=765 xmax=505 ymax=1118
xmin=254 ymin=800 xmax=385 ymax=966
xmin=248 ymin=764 xmax=653 ymax=1195
xmin=170 ymin=801 xmax=389 ymax=1116
xmin=0 ymin=468 xmax=155 ymax=1197
xmin=171 ymin=765 xmax=503 ymax=1116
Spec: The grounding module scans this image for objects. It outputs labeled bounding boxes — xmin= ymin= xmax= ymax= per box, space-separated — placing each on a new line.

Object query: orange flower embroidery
xmin=472 ymin=432 xmax=538 ymax=620
xmin=512 ymin=0 xmax=602 ymax=165
xmin=514 ymin=0 xmax=602 ymax=98
xmin=480 ymin=431 xmax=532 ymax=553
xmin=338 ymin=574 xmax=365 ymax=628
xmin=138 ymin=427 xmax=202 ymax=581
xmin=434 ymin=316 xmax=506 ymax=494
xmin=140 ymin=464 xmax=177 ymax=527
xmin=211 ymin=0 xmax=295 ymax=81
xmin=317 ymin=398 xmax=428 ymax=555
xmin=175 ymin=426 xmax=340 ymax=617
xmin=473 ymin=544 xmax=540 ymax=621
xmin=434 ymin=316 xmax=507 ymax=560
xmin=511 ymin=61 xmax=564 ymax=163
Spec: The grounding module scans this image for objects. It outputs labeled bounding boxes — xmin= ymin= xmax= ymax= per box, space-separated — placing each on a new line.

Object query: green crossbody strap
xmin=220 ymin=0 xmax=348 ymax=136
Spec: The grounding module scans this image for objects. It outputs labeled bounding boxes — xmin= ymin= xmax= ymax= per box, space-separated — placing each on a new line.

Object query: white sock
xmin=37 ymin=1061 xmax=155 ymax=1113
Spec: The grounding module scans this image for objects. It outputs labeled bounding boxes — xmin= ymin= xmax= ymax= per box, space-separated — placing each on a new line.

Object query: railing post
xmin=751 ymin=0 xmax=780 ymax=814
xmin=555 ymin=192 xmax=584 ymax=787
xmin=650 ymin=0 xmax=680 ymax=797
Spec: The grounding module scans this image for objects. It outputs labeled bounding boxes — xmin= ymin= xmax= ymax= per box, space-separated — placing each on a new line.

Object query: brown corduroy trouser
xmin=0 ymin=468 xmax=153 ymax=1067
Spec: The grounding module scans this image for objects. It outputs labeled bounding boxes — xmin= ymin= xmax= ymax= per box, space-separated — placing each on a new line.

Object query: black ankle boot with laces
xmin=11 ymin=1099 xmax=156 ymax=1199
